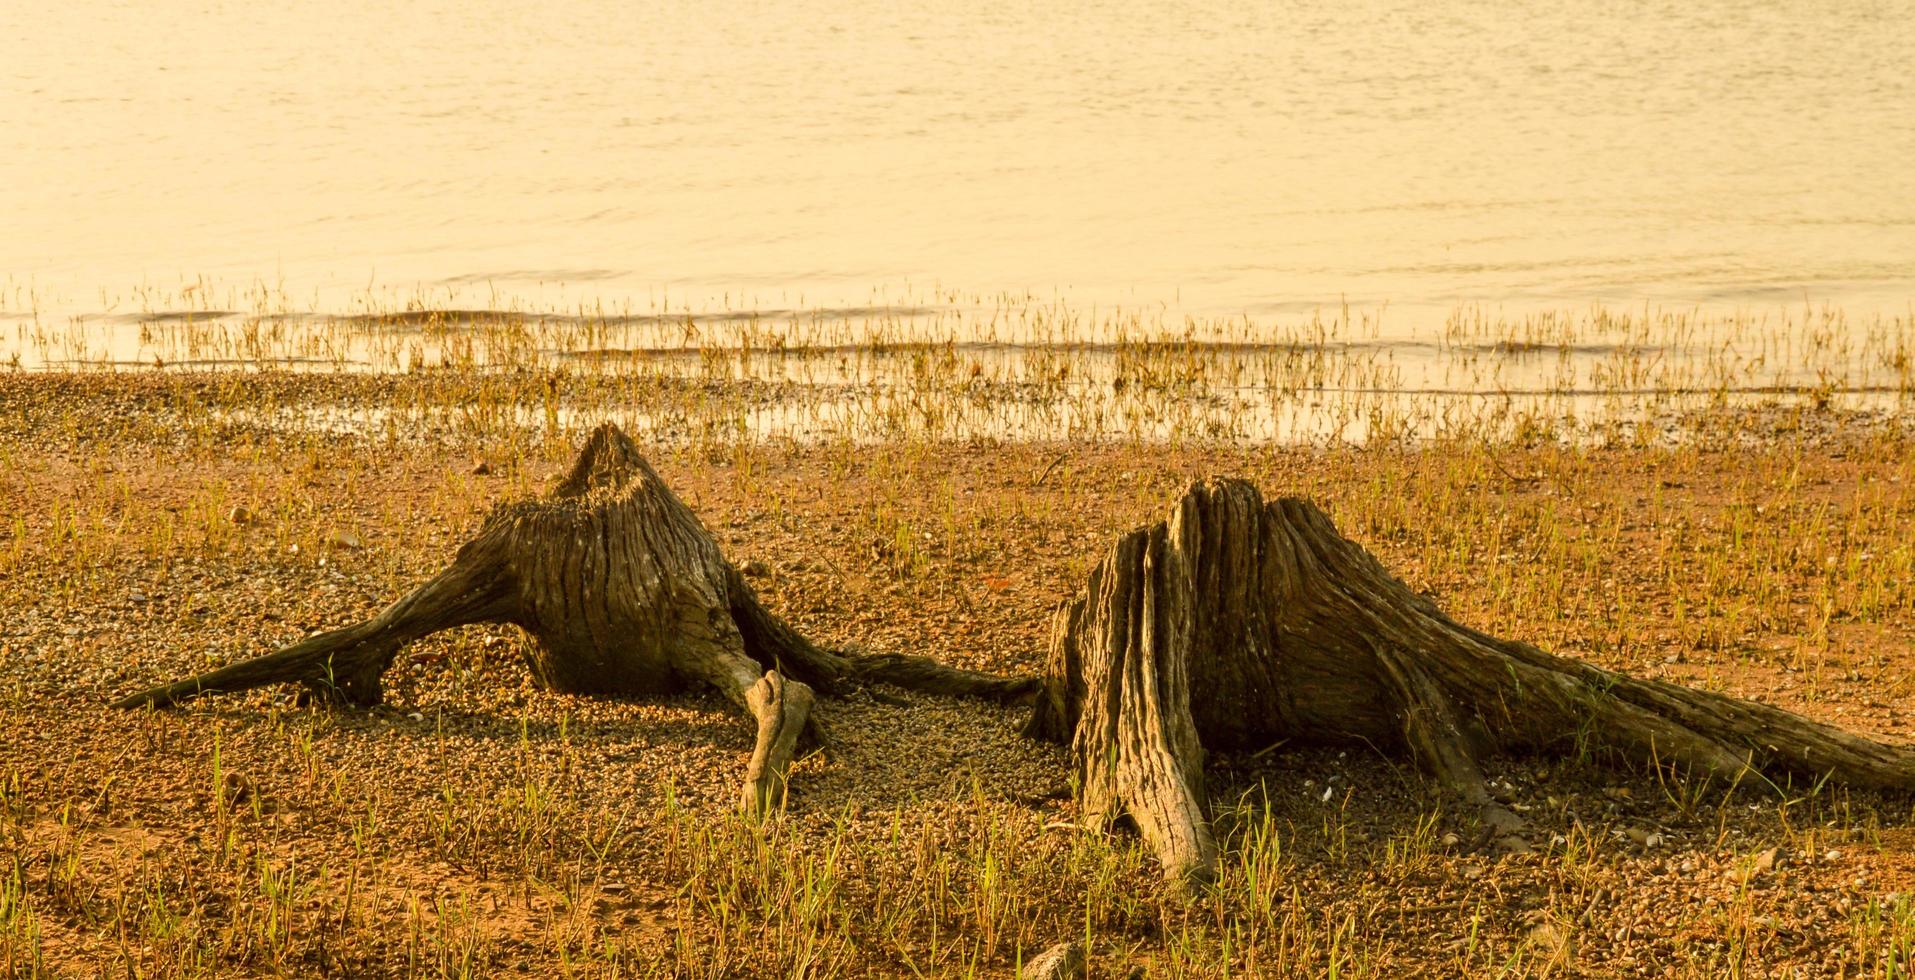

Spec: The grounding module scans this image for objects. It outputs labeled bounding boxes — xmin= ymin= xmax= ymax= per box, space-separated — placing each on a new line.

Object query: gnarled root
xmin=1030 ymin=478 xmax=1915 ymax=882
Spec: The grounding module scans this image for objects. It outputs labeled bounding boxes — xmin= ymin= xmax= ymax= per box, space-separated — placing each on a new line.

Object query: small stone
xmin=1021 ymin=940 xmax=1086 ymax=980
xmin=220 ymin=771 xmax=254 ymax=806
xmin=1526 ymin=922 xmax=1570 ymax=957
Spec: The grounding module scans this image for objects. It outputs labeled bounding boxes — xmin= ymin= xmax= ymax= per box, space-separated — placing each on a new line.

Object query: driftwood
xmin=1026 ymin=478 xmax=1915 ymax=886
xmin=113 ymin=423 xmax=1032 ymax=812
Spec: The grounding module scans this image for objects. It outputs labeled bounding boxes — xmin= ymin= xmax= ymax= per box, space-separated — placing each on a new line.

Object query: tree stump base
xmin=113 ymin=424 xmax=1034 ymax=812
xmin=1027 ymin=478 xmax=1915 ymax=886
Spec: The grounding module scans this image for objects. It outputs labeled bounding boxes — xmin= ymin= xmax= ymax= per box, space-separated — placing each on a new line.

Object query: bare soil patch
xmin=2 ymin=373 xmax=1912 ymax=976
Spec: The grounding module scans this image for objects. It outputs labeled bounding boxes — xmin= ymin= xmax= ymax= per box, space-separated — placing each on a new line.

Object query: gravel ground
xmin=2 ymin=373 xmax=1913 ymax=976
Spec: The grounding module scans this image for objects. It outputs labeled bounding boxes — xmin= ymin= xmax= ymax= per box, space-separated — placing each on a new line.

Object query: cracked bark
xmin=1027 ymin=478 xmax=1915 ymax=887
xmin=113 ymin=423 xmax=1034 ymax=812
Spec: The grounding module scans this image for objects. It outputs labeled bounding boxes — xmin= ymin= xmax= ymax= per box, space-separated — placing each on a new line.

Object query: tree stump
xmin=113 ymin=423 xmax=1033 ymax=813
xmin=1026 ymin=478 xmax=1915 ymax=886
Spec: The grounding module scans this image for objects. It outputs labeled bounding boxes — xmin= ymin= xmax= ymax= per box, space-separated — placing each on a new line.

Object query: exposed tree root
xmin=113 ymin=424 xmax=1034 ymax=809
xmin=1027 ymin=478 xmax=1915 ymax=886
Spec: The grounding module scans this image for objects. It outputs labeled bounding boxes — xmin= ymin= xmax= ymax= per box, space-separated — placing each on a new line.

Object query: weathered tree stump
xmin=113 ymin=423 xmax=1033 ymax=813
xmin=1026 ymin=478 xmax=1915 ymax=886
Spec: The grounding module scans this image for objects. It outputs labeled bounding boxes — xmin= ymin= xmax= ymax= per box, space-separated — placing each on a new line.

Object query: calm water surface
xmin=6 ymin=0 xmax=1914 ymax=322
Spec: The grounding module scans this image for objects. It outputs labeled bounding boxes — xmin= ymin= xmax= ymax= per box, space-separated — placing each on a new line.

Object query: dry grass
xmin=1 ymin=297 xmax=1913 ymax=976
xmin=5 ymin=288 xmax=1912 ymax=450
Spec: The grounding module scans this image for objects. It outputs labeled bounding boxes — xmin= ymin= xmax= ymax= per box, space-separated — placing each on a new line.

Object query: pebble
xmin=1526 ymin=922 xmax=1570 ymax=956
xmin=1623 ymin=827 xmax=1664 ymax=848
xmin=1020 ymin=940 xmax=1085 ymax=980
xmin=220 ymin=771 xmax=255 ymax=805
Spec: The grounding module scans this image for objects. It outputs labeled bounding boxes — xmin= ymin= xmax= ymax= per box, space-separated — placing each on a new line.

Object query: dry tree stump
xmin=113 ymin=423 xmax=1032 ymax=813
xmin=1026 ymin=478 xmax=1915 ymax=887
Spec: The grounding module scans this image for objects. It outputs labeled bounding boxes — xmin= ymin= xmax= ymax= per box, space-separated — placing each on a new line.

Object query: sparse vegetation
xmin=1 ymin=291 xmax=1912 ymax=976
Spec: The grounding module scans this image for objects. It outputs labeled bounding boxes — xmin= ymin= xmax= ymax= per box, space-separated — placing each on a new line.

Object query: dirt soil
xmin=1 ymin=373 xmax=1913 ymax=977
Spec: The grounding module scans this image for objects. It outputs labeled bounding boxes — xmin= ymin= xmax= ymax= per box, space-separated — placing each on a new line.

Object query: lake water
xmin=5 ymin=0 xmax=1914 ymax=327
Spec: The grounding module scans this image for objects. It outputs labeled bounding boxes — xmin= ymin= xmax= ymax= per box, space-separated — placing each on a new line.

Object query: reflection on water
xmin=9 ymin=0 xmax=1913 ymax=445
xmin=5 ymin=0 xmax=1914 ymax=318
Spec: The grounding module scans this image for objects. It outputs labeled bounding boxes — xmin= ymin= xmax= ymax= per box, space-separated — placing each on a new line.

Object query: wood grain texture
xmin=1030 ymin=478 xmax=1915 ymax=885
xmin=112 ymin=423 xmax=1032 ymax=808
